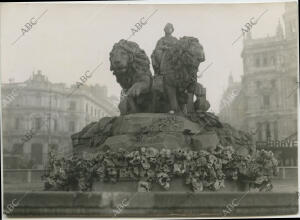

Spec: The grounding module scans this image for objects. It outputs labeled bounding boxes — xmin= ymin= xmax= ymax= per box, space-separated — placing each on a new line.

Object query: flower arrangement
xmin=43 ymin=145 xmax=278 ymax=192
xmin=223 ymin=149 xmax=279 ymax=191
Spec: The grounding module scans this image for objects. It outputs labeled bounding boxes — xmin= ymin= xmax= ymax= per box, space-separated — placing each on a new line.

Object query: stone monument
xmin=68 ymin=23 xmax=257 ymax=192
xmin=42 ymin=24 xmax=279 ymax=194
xmin=72 ymin=23 xmax=253 ymax=156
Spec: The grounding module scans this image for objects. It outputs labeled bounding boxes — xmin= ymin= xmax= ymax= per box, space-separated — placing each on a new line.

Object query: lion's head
xmin=110 ymin=39 xmax=151 ymax=77
xmin=168 ymin=36 xmax=205 ymax=75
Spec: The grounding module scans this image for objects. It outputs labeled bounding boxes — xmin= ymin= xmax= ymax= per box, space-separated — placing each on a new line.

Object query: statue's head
xmin=164 ymin=23 xmax=174 ymax=36
xmin=110 ymin=40 xmax=132 ymax=74
xmin=109 ymin=40 xmax=151 ymax=85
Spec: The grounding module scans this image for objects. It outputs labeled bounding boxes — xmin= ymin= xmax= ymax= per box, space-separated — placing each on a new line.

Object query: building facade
xmin=2 ymin=71 xmax=119 ymax=168
xmin=219 ymin=2 xmax=298 ymax=144
xmin=218 ymin=74 xmax=244 ymax=129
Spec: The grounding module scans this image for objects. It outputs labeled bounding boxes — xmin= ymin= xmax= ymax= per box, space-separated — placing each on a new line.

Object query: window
xmin=54 ymin=95 xmax=58 ymax=107
xmin=86 ymin=103 xmax=88 ymax=113
xmin=31 ymin=143 xmax=43 ymax=165
xmin=271 ymin=56 xmax=276 ymax=65
xmin=69 ymin=101 xmax=76 ymax=111
xmin=257 ymin=123 xmax=262 ymax=141
xmin=265 ymin=122 xmax=271 ymax=140
xmin=12 ymin=143 xmax=23 ymax=155
xmin=273 ymin=121 xmax=278 ymax=140
xmin=35 ymin=117 xmax=42 ymax=130
xmin=255 ymin=58 xmax=260 ymax=67
xmin=294 ymin=94 xmax=297 ymax=107
xmin=49 ymin=144 xmax=58 ymax=153
xmin=256 ymin=81 xmax=261 ymax=89
xmin=263 ymin=95 xmax=270 ymax=107
xmin=15 ymin=118 xmax=20 ymax=130
xmin=244 ymin=99 xmax=248 ymax=110
xmin=53 ymin=119 xmax=58 ymax=131
xmin=263 ymin=57 xmax=268 ymax=66
xmin=91 ymin=106 xmax=93 ymax=115
xmin=36 ymin=94 xmax=42 ymax=106
xmin=69 ymin=121 xmax=75 ymax=132
xmin=271 ymin=80 xmax=276 ymax=88
xmin=290 ymin=21 xmax=296 ymax=33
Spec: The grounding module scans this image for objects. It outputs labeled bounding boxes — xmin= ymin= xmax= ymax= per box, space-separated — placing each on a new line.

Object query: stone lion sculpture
xmin=109 ymin=39 xmax=152 ymax=115
xmin=152 ymin=36 xmax=207 ymax=113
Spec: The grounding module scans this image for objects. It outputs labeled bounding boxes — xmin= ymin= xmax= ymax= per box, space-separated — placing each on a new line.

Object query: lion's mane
xmin=163 ymin=36 xmax=205 ymax=91
xmin=168 ymin=36 xmax=205 ymax=72
xmin=109 ymin=40 xmax=152 ymax=90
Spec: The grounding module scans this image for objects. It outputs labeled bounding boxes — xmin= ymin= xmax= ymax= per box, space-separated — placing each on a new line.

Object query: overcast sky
xmin=0 ymin=2 xmax=286 ymax=112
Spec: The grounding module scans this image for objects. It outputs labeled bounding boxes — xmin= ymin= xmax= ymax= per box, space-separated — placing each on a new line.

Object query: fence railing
xmin=275 ymin=166 xmax=298 ymax=180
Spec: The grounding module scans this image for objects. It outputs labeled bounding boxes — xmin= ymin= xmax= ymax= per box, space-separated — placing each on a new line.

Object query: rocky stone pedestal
xmin=70 ymin=113 xmax=254 ymax=192
xmin=72 ymin=113 xmax=252 ymax=155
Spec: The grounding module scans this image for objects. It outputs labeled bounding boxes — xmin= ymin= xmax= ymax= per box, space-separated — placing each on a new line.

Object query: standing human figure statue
xmin=151 ymin=23 xmax=209 ymax=114
xmin=151 ymin=23 xmax=178 ymax=113
xmin=151 ymin=23 xmax=178 ymax=76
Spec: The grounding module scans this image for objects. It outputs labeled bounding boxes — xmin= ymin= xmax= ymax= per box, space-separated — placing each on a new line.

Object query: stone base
xmin=4 ymin=191 xmax=298 ymax=217
xmin=70 ymin=113 xmax=254 ymax=193
xmin=72 ymin=113 xmax=253 ymax=156
xmin=92 ymin=179 xmax=249 ymax=192
xmin=92 ymin=178 xmax=190 ymax=192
